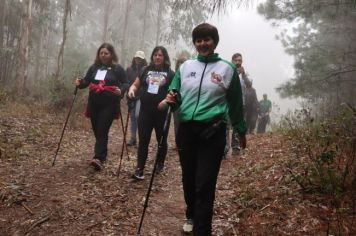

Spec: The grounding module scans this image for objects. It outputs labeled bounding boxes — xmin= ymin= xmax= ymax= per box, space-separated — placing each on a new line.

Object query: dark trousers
xmin=177 ymin=121 xmax=226 ymax=236
xmin=129 ymin=100 xmax=137 ymax=143
xmin=136 ymin=108 xmax=168 ymax=170
xmin=257 ymin=115 xmax=269 ymax=133
xmin=245 ymin=108 xmax=258 ymax=134
xmin=90 ymin=100 xmax=117 ymax=162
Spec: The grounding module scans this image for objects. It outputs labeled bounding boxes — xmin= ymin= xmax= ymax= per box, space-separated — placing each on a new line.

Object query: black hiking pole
xmin=117 ymin=107 xmax=130 ymax=177
xmin=118 ymin=105 xmax=129 ymax=158
xmin=52 ymin=86 xmax=78 ymax=166
xmin=135 ymin=106 xmax=172 ymax=236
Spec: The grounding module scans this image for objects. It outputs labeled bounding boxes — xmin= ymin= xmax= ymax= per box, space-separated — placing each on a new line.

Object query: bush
xmin=280 ymin=106 xmax=356 ymax=196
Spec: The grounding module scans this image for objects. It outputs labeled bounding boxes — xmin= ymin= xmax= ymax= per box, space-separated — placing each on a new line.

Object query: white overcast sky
xmin=208 ymin=2 xmax=300 ymax=116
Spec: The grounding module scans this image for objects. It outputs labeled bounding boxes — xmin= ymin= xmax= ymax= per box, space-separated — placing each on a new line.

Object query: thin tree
xmin=139 ymin=0 xmax=150 ymax=49
xmin=15 ymin=0 xmax=33 ymax=95
xmin=102 ymin=0 xmax=112 ymax=42
xmin=155 ymin=0 xmax=163 ymax=46
xmin=54 ymin=0 xmax=71 ymax=81
xmin=120 ymin=0 xmax=132 ymax=67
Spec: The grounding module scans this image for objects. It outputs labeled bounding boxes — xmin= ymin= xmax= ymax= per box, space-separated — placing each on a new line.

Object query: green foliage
xmin=258 ymin=0 xmax=356 ymax=116
xmin=280 ymin=107 xmax=356 ymax=196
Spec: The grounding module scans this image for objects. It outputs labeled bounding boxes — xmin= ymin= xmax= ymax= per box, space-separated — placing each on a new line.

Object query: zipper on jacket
xmin=191 ymin=61 xmax=208 ymax=120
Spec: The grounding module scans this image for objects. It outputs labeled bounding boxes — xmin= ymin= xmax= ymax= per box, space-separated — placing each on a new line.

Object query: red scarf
xmin=89 ymin=80 xmax=117 ymax=93
xmin=85 ymin=81 xmax=120 ymax=119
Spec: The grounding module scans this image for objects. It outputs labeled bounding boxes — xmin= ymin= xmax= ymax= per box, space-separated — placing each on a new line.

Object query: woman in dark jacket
xmin=75 ymin=43 xmax=128 ymax=170
xmin=127 ymin=46 xmax=175 ymax=180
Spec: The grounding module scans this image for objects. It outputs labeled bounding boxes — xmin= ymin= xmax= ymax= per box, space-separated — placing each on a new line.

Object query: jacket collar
xmin=197 ymin=53 xmax=221 ymax=63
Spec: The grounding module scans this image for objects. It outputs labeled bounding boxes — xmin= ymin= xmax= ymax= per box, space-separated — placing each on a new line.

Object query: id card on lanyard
xmin=95 ymin=69 xmax=107 ymax=81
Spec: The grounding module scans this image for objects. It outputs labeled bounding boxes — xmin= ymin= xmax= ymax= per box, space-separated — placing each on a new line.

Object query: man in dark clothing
xmin=244 ymin=80 xmax=259 ymax=134
xmin=257 ymin=94 xmax=272 ymax=133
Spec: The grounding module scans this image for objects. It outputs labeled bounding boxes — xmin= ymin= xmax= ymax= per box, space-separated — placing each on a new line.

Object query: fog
xmin=209 ymin=5 xmax=300 ymax=117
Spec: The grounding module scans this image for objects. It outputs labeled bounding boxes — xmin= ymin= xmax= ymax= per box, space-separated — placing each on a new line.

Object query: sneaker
xmin=127 ymin=140 xmax=136 ymax=146
xmin=232 ymin=145 xmax=241 ymax=155
xmin=90 ymin=158 xmax=103 ymax=171
xmin=182 ymin=219 xmax=193 ymax=234
xmin=132 ymin=168 xmax=144 ymax=180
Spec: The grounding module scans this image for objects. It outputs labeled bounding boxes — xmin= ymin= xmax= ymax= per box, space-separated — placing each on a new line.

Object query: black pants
xmin=177 ymin=121 xmax=226 ymax=236
xmin=257 ymin=115 xmax=269 ymax=133
xmin=245 ymin=108 xmax=258 ymax=134
xmin=89 ymin=98 xmax=117 ymax=162
xmin=136 ymin=108 xmax=168 ymax=170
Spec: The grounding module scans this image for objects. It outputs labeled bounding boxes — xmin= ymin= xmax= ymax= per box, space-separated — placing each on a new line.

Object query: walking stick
xmin=52 ymin=86 xmax=78 ymax=166
xmin=136 ymin=106 xmax=172 ymax=236
xmin=118 ymin=105 xmax=129 ymax=157
xmin=117 ymin=107 xmax=130 ymax=177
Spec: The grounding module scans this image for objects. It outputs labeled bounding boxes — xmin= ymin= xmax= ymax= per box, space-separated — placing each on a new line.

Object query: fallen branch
xmin=21 ymin=202 xmax=34 ymax=215
xmin=25 ymin=214 xmax=50 ymax=235
xmin=259 ymin=203 xmax=271 ymax=212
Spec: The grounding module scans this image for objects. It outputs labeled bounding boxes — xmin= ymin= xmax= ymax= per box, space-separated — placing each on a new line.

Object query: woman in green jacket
xmin=159 ymin=23 xmax=247 ymax=235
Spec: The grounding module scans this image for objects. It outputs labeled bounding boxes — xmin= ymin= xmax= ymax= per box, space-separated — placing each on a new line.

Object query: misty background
xmin=211 ymin=5 xmax=298 ymax=118
xmin=1 ymin=0 xmax=354 ymax=122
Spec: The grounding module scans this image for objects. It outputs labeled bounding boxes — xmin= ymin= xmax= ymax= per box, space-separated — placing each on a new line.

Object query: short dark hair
xmin=150 ymin=46 xmax=171 ymax=68
xmin=94 ymin=43 xmax=118 ymax=65
xmin=192 ymin=23 xmax=219 ymax=46
xmin=232 ymin=53 xmax=242 ymax=60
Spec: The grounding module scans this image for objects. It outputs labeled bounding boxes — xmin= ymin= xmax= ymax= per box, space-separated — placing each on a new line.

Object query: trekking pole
xmin=52 ymin=86 xmax=78 ymax=166
xmin=118 ymin=105 xmax=129 ymax=157
xmin=136 ymin=106 xmax=172 ymax=236
xmin=117 ymin=107 xmax=130 ymax=177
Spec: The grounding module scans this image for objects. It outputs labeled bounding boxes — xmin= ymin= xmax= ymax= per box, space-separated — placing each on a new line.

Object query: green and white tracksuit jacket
xmin=169 ymin=53 xmax=247 ymax=135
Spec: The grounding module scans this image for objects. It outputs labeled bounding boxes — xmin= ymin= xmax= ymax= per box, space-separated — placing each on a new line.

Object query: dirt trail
xmin=1 ymin=110 xmax=351 ymax=235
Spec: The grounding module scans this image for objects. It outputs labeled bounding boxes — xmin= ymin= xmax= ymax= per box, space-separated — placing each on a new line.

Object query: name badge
xmin=147 ymin=81 xmax=159 ymax=94
xmin=94 ymin=70 xmax=107 ymax=81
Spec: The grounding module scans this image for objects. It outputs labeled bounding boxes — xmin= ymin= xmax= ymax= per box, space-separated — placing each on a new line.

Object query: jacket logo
xmin=189 ymin=72 xmax=196 ymax=78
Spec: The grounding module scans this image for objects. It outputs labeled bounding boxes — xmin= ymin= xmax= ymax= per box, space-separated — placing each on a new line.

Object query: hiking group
xmin=73 ymin=23 xmax=272 ymax=235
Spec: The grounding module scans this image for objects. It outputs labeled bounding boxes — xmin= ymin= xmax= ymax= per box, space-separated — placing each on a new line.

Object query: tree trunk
xmin=120 ymin=0 xmax=132 ymax=67
xmin=0 ymin=0 xmax=5 ymax=48
xmin=0 ymin=0 xmax=6 ymax=83
xmin=34 ymin=23 xmax=43 ymax=84
xmin=155 ymin=0 xmax=163 ymax=46
xmin=102 ymin=0 xmax=112 ymax=42
xmin=15 ymin=0 xmax=33 ymax=95
xmin=139 ymin=0 xmax=149 ymax=49
xmin=44 ymin=23 xmax=50 ymax=80
xmin=54 ymin=0 xmax=71 ymax=81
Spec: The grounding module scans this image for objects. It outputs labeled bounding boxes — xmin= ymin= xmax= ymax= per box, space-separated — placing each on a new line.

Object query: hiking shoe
xmin=90 ymin=158 xmax=103 ymax=171
xmin=231 ymin=147 xmax=241 ymax=156
xmin=182 ymin=219 xmax=193 ymax=234
xmin=127 ymin=140 xmax=137 ymax=146
xmin=132 ymin=168 xmax=144 ymax=180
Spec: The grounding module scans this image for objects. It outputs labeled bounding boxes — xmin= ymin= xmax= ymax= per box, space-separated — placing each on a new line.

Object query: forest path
xmin=0 ymin=109 xmax=334 ymax=235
